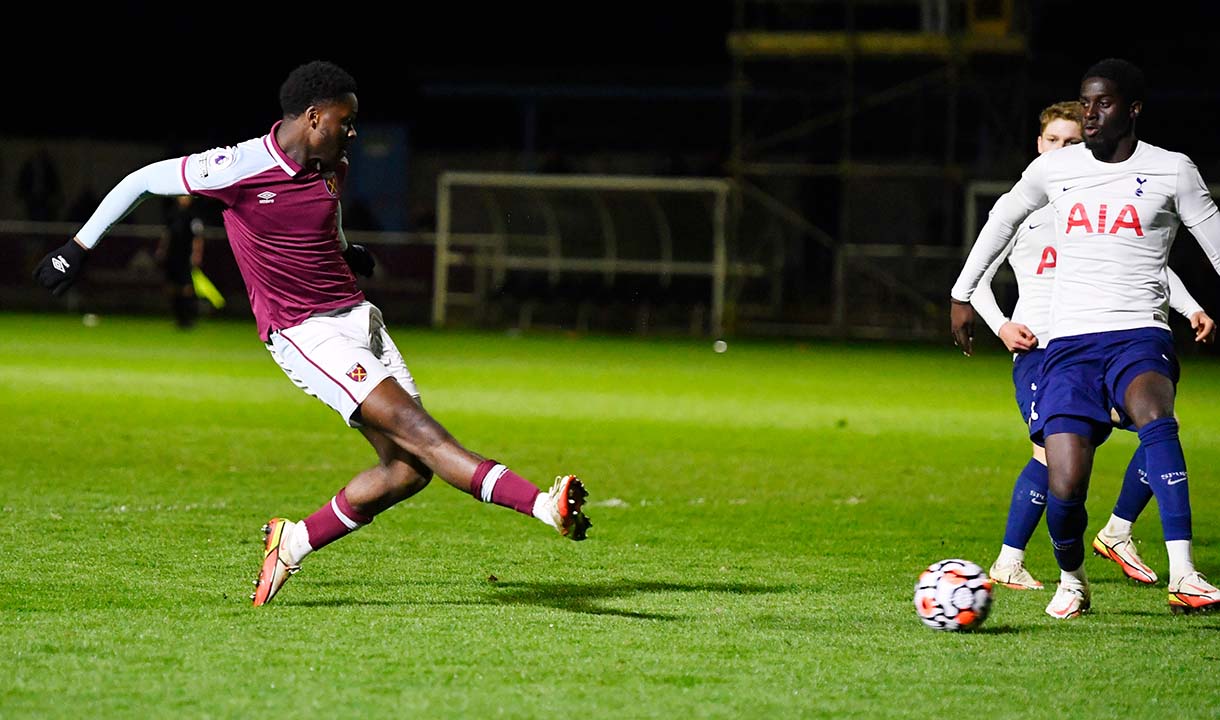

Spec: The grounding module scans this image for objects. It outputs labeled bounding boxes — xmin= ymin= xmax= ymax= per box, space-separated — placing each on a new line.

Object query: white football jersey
xmin=971 ymin=204 xmax=1058 ymax=342
xmin=954 ymin=141 xmax=1220 ymax=341
xmin=971 ymin=203 xmax=1203 ymax=347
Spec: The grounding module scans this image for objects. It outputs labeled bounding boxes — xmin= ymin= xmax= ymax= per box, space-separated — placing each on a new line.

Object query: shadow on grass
xmin=962 ymin=624 xmax=1022 ymax=635
xmin=282 ymin=579 xmax=793 ymax=618
xmin=480 ymin=579 xmax=794 ymax=619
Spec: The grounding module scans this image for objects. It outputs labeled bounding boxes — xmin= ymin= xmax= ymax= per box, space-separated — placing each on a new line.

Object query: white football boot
xmin=1045 ymin=581 xmax=1091 ymax=620
xmin=989 ymin=558 xmax=1044 ymax=590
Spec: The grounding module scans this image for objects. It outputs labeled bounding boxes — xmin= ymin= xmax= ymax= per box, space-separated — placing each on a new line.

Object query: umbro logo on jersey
xmin=1135 ymin=176 xmax=1147 ymax=197
xmin=258 ymin=191 xmax=277 ymax=204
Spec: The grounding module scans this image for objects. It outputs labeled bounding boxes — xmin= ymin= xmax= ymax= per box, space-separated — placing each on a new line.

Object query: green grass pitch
xmin=1 ymin=312 xmax=1218 ymax=718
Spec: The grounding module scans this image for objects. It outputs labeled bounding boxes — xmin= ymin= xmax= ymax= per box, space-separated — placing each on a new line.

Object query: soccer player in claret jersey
xmin=949 ymin=58 xmax=1220 ymax=618
xmin=968 ymin=101 xmax=1214 ymax=592
xmin=32 ymin=60 xmax=592 ymax=607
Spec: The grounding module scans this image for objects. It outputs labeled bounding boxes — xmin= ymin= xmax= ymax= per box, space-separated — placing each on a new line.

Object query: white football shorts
xmin=266 ymin=301 xmax=420 ymax=426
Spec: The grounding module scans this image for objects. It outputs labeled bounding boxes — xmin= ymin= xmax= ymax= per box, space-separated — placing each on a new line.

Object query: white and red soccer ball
xmin=914 ymin=558 xmax=993 ymax=631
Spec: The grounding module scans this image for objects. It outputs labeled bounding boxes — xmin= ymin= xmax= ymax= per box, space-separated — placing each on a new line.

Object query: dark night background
xmin=11 ymin=2 xmax=1219 ymax=157
xmin=7 ymin=1 xmax=1220 ymax=338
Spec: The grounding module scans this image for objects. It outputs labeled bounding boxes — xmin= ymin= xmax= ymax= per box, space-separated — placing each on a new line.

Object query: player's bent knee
xmin=379 ymin=463 xmax=432 ymax=504
xmin=395 ymin=470 xmax=431 ymax=497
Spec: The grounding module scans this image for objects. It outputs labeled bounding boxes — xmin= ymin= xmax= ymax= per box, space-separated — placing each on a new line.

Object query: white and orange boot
xmin=252 ymin=518 xmax=301 ymax=607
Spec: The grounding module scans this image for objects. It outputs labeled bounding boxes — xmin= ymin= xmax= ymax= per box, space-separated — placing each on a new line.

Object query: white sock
xmin=283 ymin=520 xmax=314 ymax=565
xmin=997 ymin=545 xmax=1025 ymax=565
xmin=532 ymin=492 xmax=557 ymax=529
xmin=1060 ymin=566 xmax=1087 ymax=589
xmin=1103 ymin=515 xmax=1134 ymax=539
xmin=1166 ymin=540 xmax=1195 ymax=583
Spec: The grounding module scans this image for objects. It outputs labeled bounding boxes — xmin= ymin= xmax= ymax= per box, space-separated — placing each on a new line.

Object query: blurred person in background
xmin=156 ymin=195 xmax=206 ymax=329
xmin=16 ymin=147 xmax=62 ymax=221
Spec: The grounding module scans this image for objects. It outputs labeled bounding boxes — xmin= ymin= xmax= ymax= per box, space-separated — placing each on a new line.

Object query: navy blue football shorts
xmin=1029 ymin=327 xmax=1178 ymax=446
xmin=1011 ymin=348 xmax=1045 ymax=426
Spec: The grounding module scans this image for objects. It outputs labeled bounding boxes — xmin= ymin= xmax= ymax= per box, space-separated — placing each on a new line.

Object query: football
xmin=913 ymin=558 xmax=994 ymax=631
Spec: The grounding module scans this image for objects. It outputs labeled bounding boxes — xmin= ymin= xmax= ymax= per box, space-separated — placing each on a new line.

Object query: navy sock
xmin=1046 ymin=493 xmax=1087 ymax=572
xmin=1112 ymin=445 xmax=1153 ymax=523
xmin=1138 ymin=417 xmax=1192 ymax=541
xmin=1002 ymin=458 xmax=1048 ymax=549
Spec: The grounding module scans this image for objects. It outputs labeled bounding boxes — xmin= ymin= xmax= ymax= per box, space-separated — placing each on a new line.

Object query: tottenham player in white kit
xmin=950 ymin=58 xmax=1220 ymax=618
xmin=32 ymin=60 xmax=592 ymax=607
xmin=970 ymin=101 xmax=1214 ymax=592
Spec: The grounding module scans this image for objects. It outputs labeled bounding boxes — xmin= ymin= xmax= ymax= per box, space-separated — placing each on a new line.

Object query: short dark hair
xmin=1082 ymin=58 xmax=1146 ymax=103
xmin=279 ymin=60 xmax=358 ymax=117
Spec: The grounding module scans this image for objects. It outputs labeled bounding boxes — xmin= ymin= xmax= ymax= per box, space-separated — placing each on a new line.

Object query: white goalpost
xmin=431 ymin=171 xmax=750 ymax=336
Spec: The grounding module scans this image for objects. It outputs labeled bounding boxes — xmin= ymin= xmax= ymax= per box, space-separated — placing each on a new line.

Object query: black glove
xmin=33 ymin=240 xmax=89 ymax=297
xmin=343 ymin=243 xmax=376 ymax=278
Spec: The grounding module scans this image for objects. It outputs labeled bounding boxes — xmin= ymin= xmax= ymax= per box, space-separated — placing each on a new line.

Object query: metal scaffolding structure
xmin=726 ymin=0 xmax=1031 ymax=339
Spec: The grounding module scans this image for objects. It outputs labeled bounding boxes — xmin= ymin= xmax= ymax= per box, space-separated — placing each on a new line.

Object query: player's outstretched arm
xmin=33 ymin=159 xmax=188 ymax=297
xmin=950 ymin=185 xmax=1043 ymax=304
xmin=969 ymin=234 xmax=1038 ymax=352
xmin=968 ymin=237 xmax=1013 ymax=336
xmin=949 ymin=163 xmax=1048 ymax=354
